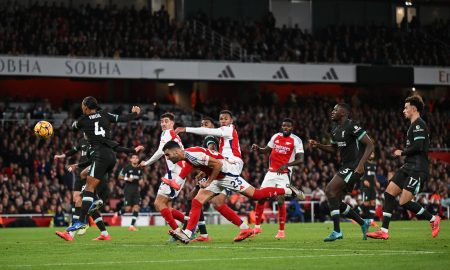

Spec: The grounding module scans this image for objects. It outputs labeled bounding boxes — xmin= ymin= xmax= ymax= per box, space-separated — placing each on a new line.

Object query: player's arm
xmin=140 ymin=143 xmax=164 ymax=167
xmin=118 ymin=169 xmax=125 ymax=181
xmin=251 ymin=144 xmax=272 ymax=154
xmin=202 ymin=156 xmax=223 ymax=187
xmin=106 ymin=106 xmax=141 ymax=123
xmin=278 ymin=153 xmax=304 ymax=173
xmin=113 ymin=145 xmax=145 ymax=154
xmin=176 ymin=126 xmax=232 ymax=138
xmin=309 ymin=139 xmax=337 ymax=154
xmin=55 ymin=141 xmax=83 ymax=160
xmin=355 ymin=135 xmax=374 ymax=175
xmin=396 ymin=127 xmax=426 ymax=156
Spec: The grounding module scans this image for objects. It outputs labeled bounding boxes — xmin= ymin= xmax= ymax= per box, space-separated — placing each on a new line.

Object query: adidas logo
xmin=218 ymin=65 xmax=235 ymax=78
xmin=272 ymin=66 xmax=289 ymax=79
xmin=322 ymin=68 xmax=339 ymax=80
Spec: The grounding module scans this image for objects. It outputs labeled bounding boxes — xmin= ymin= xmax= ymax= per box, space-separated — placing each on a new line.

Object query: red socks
xmin=252 ymin=187 xmax=285 ymax=200
xmin=186 ymin=199 xmax=202 ymax=231
xmin=171 ymin=208 xmax=185 ymax=223
xmin=215 ymin=204 xmax=243 ymax=227
xmin=279 ymin=203 xmax=286 ymax=230
xmin=255 ymin=202 xmax=265 ymax=225
xmin=160 ymin=208 xmax=178 ymax=230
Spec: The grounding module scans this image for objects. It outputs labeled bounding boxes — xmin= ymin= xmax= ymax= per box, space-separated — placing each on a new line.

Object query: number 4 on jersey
xmin=94 ymin=121 xmax=106 ymax=137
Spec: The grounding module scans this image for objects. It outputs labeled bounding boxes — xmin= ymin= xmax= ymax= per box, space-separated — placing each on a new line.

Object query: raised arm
xmin=309 ymin=139 xmax=337 ymax=154
xmin=176 ymin=126 xmax=232 ymax=138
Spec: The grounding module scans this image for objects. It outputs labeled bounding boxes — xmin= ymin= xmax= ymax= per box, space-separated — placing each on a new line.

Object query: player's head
xmin=204 ymin=136 xmax=219 ymax=151
xmin=331 ymin=103 xmax=350 ymax=121
xmin=81 ymin=96 xmax=98 ymax=114
xmin=162 ymin=140 xmax=184 ymax=163
xmin=219 ymin=110 xmax=233 ymax=126
xmin=160 ymin=112 xmax=175 ymax=130
xmin=369 ymin=152 xmax=375 ymax=161
xmin=404 ymin=95 xmax=424 ymax=119
xmin=130 ymin=154 xmax=139 ymax=166
xmin=201 ymin=116 xmax=215 ymax=128
xmin=281 ymin=118 xmax=294 ymax=137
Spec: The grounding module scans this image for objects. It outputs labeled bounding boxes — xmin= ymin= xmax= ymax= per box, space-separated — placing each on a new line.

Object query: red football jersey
xmin=267 ymin=133 xmax=304 ymax=173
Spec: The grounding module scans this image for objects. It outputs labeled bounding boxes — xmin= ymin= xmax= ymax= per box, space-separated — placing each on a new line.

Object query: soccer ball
xmin=34 ymin=121 xmax=53 ymax=139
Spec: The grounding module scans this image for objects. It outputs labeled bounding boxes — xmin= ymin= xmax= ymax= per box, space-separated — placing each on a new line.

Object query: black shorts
xmin=96 ymin=180 xmax=110 ymax=202
xmin=361 ymin=188 xmax=376 ymax=201
xmin=337 ymin=167 xmax=363 ymax=192
xmin=124 ymin=190 xmax=140 ymax=206
xmin=73 ymin=169 xmax=85 ymax=193
xmin=88 ymin=146 xmax=116 ymax=181
xmin=391 ymin=167 xmax=427 ymax=195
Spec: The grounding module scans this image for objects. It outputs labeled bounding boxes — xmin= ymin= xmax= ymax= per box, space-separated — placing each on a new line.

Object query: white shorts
xmin=221 ymin=158 xmax=244 ymax=176
xmin=260 ymin=171 xmax=290 ymax=189
xmin=205 ymin=175 xmax=251 ymax=194
xmin=157 ymin=168 xmax=185 ymax=199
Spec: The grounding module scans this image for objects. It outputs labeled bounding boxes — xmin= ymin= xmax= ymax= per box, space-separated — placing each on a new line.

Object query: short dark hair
xmin=282 ymin=118 xmax=294 ymax=125
xmin=160 ymin=112 xmax=175 ymax=121
xmin=405 ymin=95 xmax=424 ymax=113
xmin=82 ymin=96 xmax=98 ymax=109
xmin=162 ymin=140 xmax=181 ymax=152
xmin=202 ymin=116 xmax=215 ymax=124
xmin=337 ymin=103 xmax=350 ymax=114
xmin=219 ymin=110 xmax=233 ymax=118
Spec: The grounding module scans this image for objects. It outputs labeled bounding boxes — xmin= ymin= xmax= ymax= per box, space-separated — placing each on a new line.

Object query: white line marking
xmin=120 ymin=244 xmax=439 ymax=254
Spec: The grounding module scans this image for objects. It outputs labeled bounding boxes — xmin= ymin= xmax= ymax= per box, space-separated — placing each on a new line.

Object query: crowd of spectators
xmin=0 ymin=1 xmax=448 ymax=65
xmin=0 ymin=94 xmax=449 ymax=225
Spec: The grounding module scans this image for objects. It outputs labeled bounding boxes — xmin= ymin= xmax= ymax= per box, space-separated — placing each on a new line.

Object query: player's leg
xmin=91 ymin=210 xmax=111 ymax=240
xmin=254 ymin=172 xmax=275 ymax=235
xmin=241 ymin=182 xmax=298 ymax=200
xmin=66 ymin=175 xmax=100 ymax=231
xmin=56 ymin=188 xmax=80 ymax=241
xmin=275 ymin=196 xmax=286 ymax=239
xmin=253 ymin=199 xmax=266 ymax=234
xmin=57 ymin=189 xmax=83 ymax=241
xmin=398 ymin=172 xmax=440 ymax=237
xmin=367 ymin=171 xmax=403 ymax=240
xmin=155 ymin=194 xmax=179 ymax=230
xmin=170 ymin=189 xmax=215 ymax=243
xmin=129 ymin=204 xmax=140 ymax=231
xmin=323 ymin=173 xmax=346 ymax=241
xmin=91 ymin=177 xmax=111 ymax=239
xmin=182 ymin=199 xmax=192 ymax=230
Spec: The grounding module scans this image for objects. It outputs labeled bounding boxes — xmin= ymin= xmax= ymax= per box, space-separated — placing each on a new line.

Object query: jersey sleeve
xmin=71 ymin=116 xmax=85 ymax=131
xmin=64 ymin=142 xmax=82 ymax=157
xmin=294 ymin=136 xmax=304 ymax=154
xmin=267 ymin=134 xmax=277 ymax=148
xmin=412 ymin=121 xmax=427 ymax=141
xmin=349 ymin=122 xmax=367 ymax=141
xmin=178 ymin=162 xmax=193 ymax=180
xmin=184 ymin=151 xmax=209 ymax=167
xmin=186 ymin=126 xmax=233 ymax=139
xmin=143 ymin=131 xmax=171 ymax=166
xmin=106 ymin=112 xmax=138 ymax=123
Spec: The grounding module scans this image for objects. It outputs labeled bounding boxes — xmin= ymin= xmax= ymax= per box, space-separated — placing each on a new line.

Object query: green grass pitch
xmin=1 ymin=221 xmax=449 ymax=270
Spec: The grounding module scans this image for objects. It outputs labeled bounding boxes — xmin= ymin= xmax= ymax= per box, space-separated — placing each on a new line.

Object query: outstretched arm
xmin=309 ymin=139 xmax=337 ymax=154
xmin=176 ymin=126 xmax=232 ymax=138
xmin=251 ymin=144 xmax=272 ymax=154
